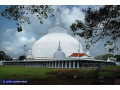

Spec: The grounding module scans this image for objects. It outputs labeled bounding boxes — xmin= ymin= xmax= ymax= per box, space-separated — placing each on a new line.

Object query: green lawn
xmin=0 ymin=65 xmax=120 ymax=85
xmin=0 ymin=66 xmax=55 ymax=80
xmin=0 ymin=66 xmax=81 ymax=79
xmin=101 ymin=65 xmax=120 ymax=70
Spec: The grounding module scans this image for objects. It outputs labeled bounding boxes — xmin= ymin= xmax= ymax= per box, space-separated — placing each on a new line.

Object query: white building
xmin=0 ymin=60 xmax=3 ymax=65
xmin=26 ymin=50 xmax=33 ymax=60
xmin=53 ymin=41 xmax=66 ymax=60
xmin=32 ymin=9 xmax=89 ymax=60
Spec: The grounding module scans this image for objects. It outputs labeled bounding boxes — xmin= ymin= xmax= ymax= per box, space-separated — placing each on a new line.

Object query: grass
xmin=0 ymin=65 xmax=120 ymax=84
xmin=0 ymin=66 xmax=55 ymax=80
xmin=101 ymin=65 xmax=120 ymax=70
xmin=0 ymin=66 xmax=95 ymax=81
xmin=98 ymin=72 xmax=115 ymax=78
xmin=0 ymin=66 xmax=86 ymax=79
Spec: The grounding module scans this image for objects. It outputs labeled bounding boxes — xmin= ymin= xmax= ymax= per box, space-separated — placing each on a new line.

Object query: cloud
xmin=61 ymin=6 xmax=85 ymax=28
xmin=6 ymin=29 xmax=13 ymax=33
xmin=4 ymin=28 xmax=14 ymax=37
xmin=0 ymin=27 xmax=37 ymax=58
xmin=21 ymin=12 xmax=53 ymax=39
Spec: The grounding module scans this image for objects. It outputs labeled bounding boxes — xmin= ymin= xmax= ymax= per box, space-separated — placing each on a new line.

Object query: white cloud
xmin=6 ymin=29 xmax=13 ymax=33
xmin=21 ymin=12 xmax=53 ymax=38
xmin=1 ymin=27 xmax=37 ymax=58
xmin=61 ymin=6 xmax=85 ymax=28
xmin=4 ymin=28 xmax=14 ymax=37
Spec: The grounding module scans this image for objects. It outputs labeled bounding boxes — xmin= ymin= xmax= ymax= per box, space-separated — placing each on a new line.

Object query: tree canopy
xmin=0 ymin=51 xmax=12 ymax=61
xmin=1 ymin=5 xmax=54 ymax=32
xmin=19 ymin=55 xmax=25 ymax=60
xmin=70 ymin=5 xmax=120 ymax=53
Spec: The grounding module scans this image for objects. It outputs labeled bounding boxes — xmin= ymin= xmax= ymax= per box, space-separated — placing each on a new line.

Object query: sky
xmin=0 ymin=5 xmax=119 ymax=58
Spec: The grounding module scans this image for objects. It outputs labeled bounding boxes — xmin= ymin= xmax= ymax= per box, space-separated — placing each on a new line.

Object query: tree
xmin=1 ymin=5 xmax=54 ymax=32
xmin=95 ymin=54 xmax=114 ymax=60
xmin=0 ymin=54 xmax=4 ymax=60
xmin=70 ymin=5 xmax=120 ymax=53
xmin=0 ymin=51 xmax=12 ymax=61
xmin=19 ymin=55 xmax=26 ymax=60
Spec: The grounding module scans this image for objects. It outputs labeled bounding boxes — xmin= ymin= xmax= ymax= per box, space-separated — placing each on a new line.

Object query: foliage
xmin=95 ymin=54 xmax=114 ymax=60
xmin=95 ymin=54 xmax=120 ymax=60
xmin=0 ymin=51 xmax=12 ymax=61
xmin=0 ymin=54 xmax=4 ymax=60
xmin=70 ymin=5 xmax=120 ymax=52
xmin=19 ymin=55 xmax=26 ymax=60
xmin=114 ymin=55 xmax=120 ymax=58
xmin=1 ymin=5 xmax=54 ymax=32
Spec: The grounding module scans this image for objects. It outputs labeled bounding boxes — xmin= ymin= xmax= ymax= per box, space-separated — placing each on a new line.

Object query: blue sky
xmin=0 ymin=5 xmax=119 ymax=58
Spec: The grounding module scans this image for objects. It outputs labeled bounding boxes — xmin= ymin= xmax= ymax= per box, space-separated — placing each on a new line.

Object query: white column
xmin=42 ymin=62 xmax=44 ymax=67
xmin=35 ymin=62 xmax=37 ymax=67
xmin=77 ymin=61 xmax=79 ymax=68
xmin=49 ymin=62 xmax=50 ymax=67
xmin=65 ymin=61 xmax=67 ymax=68
xmin=45 ymin=62 xmax=47 ymax=67
xmin=43 ymin=62 xmax=45 ymax=67
xmin=39 ymin=62 xmax=41 ymax=67
xmin=41 ymin=62 xmax=42 ymax=67
xmin=69 ymin=61 xmax=71 ymax=68
xmin=55 ymin=61 xmax=57 ymax=68
xmin=73 ymin=61 xmax=75 ymax=68
xmin=58 ymin=61 xmax=60 ymax=68
xmin=62 ymin=61 xmax=63 ymax=68
xmin=46 ymin=62 xmax=48 ymax=67
xmin=47 ymin=62 xmax=49 ymax=67
xmin=52 ymin=62 xmax=54 ymax=68
xmin=51 ymin=62 xmax=52 ymax=67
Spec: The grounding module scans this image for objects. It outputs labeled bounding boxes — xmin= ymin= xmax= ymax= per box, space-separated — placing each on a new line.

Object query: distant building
xmin=13 ymin=58 xmax=18 ymax=61
xmin=26 ymin=50 xmax=33 ymax=60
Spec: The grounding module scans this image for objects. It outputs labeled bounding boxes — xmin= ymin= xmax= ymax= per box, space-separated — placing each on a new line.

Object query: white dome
xmin=86 ymin=51 xmax=91 ymax=56
xmin=53 ymin=51 xmax=65 ymax=59
xmin=53 ymin=42 xmax=66 ymax=60
xmin=32 ymin=9 xmax=84 ymax=59
xmin=32 ymin=33 xmax=84 ymax=59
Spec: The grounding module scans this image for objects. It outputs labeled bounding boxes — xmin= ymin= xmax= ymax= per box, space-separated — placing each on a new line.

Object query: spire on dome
xmin=53 ymin=41 xmax=66 ymax=59
xmin=107 ymin=57 xmax=110 ymax=60
xmin=57 ymin=41 xmax=61 ymax=50
xmin=55 ymin=9 xmax=61 ymax=25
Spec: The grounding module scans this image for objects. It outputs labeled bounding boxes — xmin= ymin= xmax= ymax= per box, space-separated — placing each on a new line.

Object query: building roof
xmin=69 ymin=53 xmax=90 ymax=57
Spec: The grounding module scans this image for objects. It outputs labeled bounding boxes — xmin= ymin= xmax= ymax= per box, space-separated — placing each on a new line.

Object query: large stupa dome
xmin=32 ymin=9 xmax=84 ymax=59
